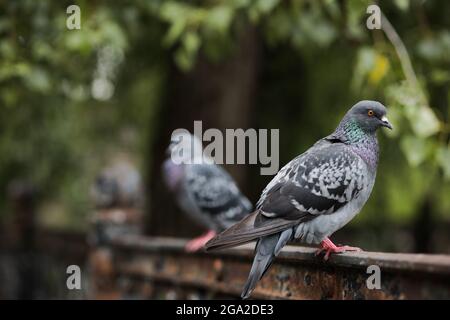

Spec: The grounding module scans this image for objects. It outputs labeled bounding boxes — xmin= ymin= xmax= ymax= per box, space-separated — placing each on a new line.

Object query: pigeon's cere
xmin=205 ymin=100 xmax=391 ymax=299
xmin=162 ymin=132 xmax=253 ymax=252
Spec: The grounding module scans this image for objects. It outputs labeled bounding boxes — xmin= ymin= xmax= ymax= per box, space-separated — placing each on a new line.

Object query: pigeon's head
xmin=167 ymin=131 xmax=203 ymax=163
xmin=344 ymin=100 xmax=393 ymax=133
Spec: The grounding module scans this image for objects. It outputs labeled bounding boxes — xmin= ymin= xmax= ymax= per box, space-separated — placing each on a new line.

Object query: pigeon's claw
xmin=315 ymin=238 xmax=362 ymax=261
xmin=185 ymin=230 xmax=217 ymax=252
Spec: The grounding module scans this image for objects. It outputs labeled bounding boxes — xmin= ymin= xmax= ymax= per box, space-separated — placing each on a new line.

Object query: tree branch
xmin=381 ymin=12 xmax=426 ymax=103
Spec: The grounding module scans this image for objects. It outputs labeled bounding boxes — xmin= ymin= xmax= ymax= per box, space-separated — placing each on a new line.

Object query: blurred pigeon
xmin=162 ymin=132 xmax=253 ymax=252
xmin=205 ymin=100 xmax=392 ymax=299
xmin=90 ymin=160 xmax=143 ymax=209
xmin=89 ymin=159 xmax=143 ymax=246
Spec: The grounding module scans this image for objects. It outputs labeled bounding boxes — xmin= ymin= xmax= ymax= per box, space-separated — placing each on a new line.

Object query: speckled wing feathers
xmin=185 ymin=164 xmax=252 ymax=230
xmin=260 ymin=143 xmax=366 ymax=219
xmin=206 ymin=142 xmax=367 ymax=250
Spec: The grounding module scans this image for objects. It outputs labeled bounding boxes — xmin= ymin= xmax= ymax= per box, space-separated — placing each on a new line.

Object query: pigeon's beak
xmin=380 ymin=115 xmax=393 ymax=130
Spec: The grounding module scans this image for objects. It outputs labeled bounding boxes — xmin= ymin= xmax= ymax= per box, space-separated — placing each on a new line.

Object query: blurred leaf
xmin=100 ymin=20 xmax=128 ymax=50
xmin=430 ymin=69 xmax=450 ymax=84
xmin=383 ymin=105 xmax=402 ymax=137
xmin=183 ymin=31 xmax=201 ymax=54
xmin=417 ymin=31 xmax=450 ymax=63
xmin=248 ymin=0 xmax=280 ymax=23
xmin=163 ymin=19 xmax=186 ymax=47
xmin=400 ymin=135 xmax=434 ymax=166
xmin=24 ymin=67 xmax=51 ymax=92
xmin=255 ymin=0 xmax=280 ymax=14
xmin=0 ymin=62 xmax=31 ymax=81
xmin=204 ymin=5 xmax=233 ymax=34
xmin=352 ymin=47 xmax=375 ymax=90
xmin=0 ymin=41 xmax=15 ymax=59
xmin=394 ymin=0 xmax=410 ymax=11
xmin=160 ymin=1 xmax=190 ymax=22
xmin=410 ymin=106 xmax=440 ymax=137
xmin=65 ymin=33 xmax=94 ymax=55
xmin=368 ymin=53 xmax=389 ymax=85
xmin=387 ymin=82 xmax=440 ymax=137
xmin=174 ymin=47 xmax=194 ymax=72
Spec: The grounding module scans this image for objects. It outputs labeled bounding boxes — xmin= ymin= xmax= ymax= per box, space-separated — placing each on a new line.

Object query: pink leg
xmin=315 ymin=237 xmax=361 ymax=261
xmin=185 ymin=230 xmax=217 ymax=252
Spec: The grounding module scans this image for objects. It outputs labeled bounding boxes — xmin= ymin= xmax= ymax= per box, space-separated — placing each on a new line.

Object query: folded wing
xmin=205 ymin=142 xmax=366 ymax=250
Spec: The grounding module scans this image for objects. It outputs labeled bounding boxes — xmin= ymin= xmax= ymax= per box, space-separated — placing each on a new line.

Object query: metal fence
xmin=90 ymin=234 xmax=450 ymax=299
xmin=1 ymin=196 xmax=450 ymax=299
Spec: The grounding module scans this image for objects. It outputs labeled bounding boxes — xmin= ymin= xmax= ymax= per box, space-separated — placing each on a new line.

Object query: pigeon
xmin=90 ymin=159 xmax=143 ymax=209
xmin=89 ymin=159 xmax=143 ymax=246
xmin=205 ymin=100 xmax=392 ymax=299
xmin=162 ymin=132 xmax=253 ymax=252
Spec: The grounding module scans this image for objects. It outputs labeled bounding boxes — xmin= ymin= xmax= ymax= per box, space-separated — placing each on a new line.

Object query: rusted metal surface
xmin=108 ymin=235 xmax=450 ymax=300
xmin=35 ymin=229 xmax=88 ymax=264
xmin=88 ymin=207 xmax=143 ymax=299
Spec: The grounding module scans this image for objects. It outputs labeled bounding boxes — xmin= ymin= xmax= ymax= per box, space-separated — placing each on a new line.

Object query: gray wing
xmin=205 ymin=142 xmax=366 ymax=250
xmin=186 ymin=163 xmax=252 ymax=230
xmin=258 ymin=142 xmax=366 ymax=221
xmin=256 ymin=135 xmax=334 ymax=208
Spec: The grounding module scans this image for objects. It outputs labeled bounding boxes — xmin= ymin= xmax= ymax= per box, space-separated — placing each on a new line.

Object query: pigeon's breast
xmin=162 ymin=159 xmax=185 ymax=191
xmin=294 ymin=161 xmax=375 ymax=244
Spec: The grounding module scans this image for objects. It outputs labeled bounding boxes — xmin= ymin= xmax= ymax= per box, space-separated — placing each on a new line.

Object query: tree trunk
xmin=146 ymin=26 xmax=260 ymax=237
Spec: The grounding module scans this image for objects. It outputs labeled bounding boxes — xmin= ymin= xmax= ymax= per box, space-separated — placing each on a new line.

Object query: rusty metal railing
xmin=87 ymin=235 xmax=450 ymax=300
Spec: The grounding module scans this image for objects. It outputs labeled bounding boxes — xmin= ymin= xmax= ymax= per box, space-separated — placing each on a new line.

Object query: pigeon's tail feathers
xmin=205 ymin=211 xmax=298 ymax=251
xmin=274 ymin=228 xmax=293 ymax=256
xmin=241 ymin=229 xmax=292 ymax=299
xmin=241 ymin=234 xmax=278 ymax=299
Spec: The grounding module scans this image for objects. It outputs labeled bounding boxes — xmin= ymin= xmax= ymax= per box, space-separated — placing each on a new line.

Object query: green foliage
xmin=0 ymin=1 xmax=166 ymax=228
xmin=0 ymin=0 xmax=449 ymax=229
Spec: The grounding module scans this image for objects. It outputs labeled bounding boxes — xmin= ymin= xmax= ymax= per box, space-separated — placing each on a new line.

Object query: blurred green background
xmin=0 ymin=0 xmax=449 ymax=253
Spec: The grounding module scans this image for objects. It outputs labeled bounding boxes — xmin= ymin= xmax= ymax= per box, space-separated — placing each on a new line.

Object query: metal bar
xmin=109 ymin=235 xmax=450 ymax=299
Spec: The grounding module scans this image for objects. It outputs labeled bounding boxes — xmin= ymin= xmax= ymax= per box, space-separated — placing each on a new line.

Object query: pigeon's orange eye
xmin=368 ymin=110 xmax=374 ymax=117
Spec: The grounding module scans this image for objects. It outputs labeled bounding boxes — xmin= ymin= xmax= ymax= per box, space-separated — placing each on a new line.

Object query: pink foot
xmin=315 ymin=237 xmax=361 ymax=261
xmin=185 ymin=230 xmax=217 ymax=252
